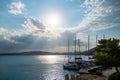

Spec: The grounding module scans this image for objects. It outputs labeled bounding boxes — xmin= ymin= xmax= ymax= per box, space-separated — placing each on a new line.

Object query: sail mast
xmin=74 ymin=35 xmax=76 ymax=53
xmin=103 ymin=34 xmax=105 ymax=39
xmin=88 ymin=35 xmax=90 ymax=51
xmin=78 ymin=39 xmax=81 ymax=58
xmin=96 ymin=35 xmax=98 ymax=47
xmin=68 ymin=40 xmax=70 ymax=62
xmin=78 ymin=39 xmax=80 ymax=53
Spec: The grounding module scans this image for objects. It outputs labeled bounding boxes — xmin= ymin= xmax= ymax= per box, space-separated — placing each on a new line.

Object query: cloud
xmin=58 ymin=30 xmax=75 ymax=45
xmin=79 ymin=0 xmax=104 ymax=14
xmin=1 ymin=0 xmax=120 ymax=53
xmin=87 ymin=0 xmax=120 ymax=31
xmin=49 ymin=30 xmax=86 ymax=48
xmin=22 ymin=17 xmax=46 ymax=32
xmin=0 ymin=28 xmax=22 ymax=44
xmin=0 ymin=29 xmax=49 ymax=53
xmin=21 ymin=17 xmax=51 ymax=37
xmin=22 ymin=17 xmax=64 ymax=38
xmin=76 ymin=0 xmax=104 ymax=29
xmin=72 ymin=0 xmax=120 ymax=33
xmin=8 ymin=1 xmax=24 ymax=15
xmin=3 ymin=36 xmax=19 ymax=44
xmin=0 ymin=28 xmax=6 ymax=34
xmin=83 ymin=0 xmax=103 ymax=7
xmin=64 ymin=0 xmax=120 ymax=49
xmin=0 ymin=27 xmax=87 ymax=53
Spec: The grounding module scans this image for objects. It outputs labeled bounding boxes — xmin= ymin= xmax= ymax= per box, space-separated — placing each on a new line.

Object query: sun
xmin=44 ymin=12 xmax=62 ymax=27
xmin=42 ymin=11 xmax=64 ymax=36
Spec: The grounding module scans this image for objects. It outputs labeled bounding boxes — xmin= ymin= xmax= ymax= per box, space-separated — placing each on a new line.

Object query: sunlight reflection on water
xmin=0 ymin=55 xmax=91 ymax=80
xmin=36 ymin=55 xmax=64 ymax=64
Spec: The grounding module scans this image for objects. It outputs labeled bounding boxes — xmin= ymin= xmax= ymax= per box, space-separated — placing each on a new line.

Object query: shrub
xmin=108 ymin=72 xmax=120 ymax=80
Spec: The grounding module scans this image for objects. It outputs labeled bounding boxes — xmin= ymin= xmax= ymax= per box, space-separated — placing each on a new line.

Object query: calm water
xmin=0 ymin=55 xmax=91 ymax=80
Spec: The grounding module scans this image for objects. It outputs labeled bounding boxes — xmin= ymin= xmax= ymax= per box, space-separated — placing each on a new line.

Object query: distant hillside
xmin=0 ymin=48 xmax=96 ymax=55
xmin=81 ymin=47 xmax=96 ymax=55
xmin=0 ymin=51 xmax=56 ymax=55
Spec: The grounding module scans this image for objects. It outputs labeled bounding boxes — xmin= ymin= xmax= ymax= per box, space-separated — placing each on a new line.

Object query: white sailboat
xmin=63 ymin=39 xmax=81 ymax=70
xmin=74 ymin=38 xmax=82 ymax=65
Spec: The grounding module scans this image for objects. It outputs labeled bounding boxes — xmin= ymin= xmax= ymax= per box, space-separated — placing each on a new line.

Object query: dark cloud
xmin=22 ymin=17 xmax=46 ymax=33
xmin=0 ymin=29 xmax=88 ymax=53
xmin=58 ymin=30 xmax=75 ymax=46
xmin=0 ymin=34 xmax=48 ymax=53
xmin=53 ymin=30 xmax=86 ymax=47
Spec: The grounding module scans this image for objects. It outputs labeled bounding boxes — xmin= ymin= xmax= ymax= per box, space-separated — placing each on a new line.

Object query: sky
xmin=0 ymin=0 xmax=120 ymax=53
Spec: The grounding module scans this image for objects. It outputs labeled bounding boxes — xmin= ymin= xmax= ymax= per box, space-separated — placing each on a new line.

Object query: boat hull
xmin=63 ymin=63 xmax=81 ymax=70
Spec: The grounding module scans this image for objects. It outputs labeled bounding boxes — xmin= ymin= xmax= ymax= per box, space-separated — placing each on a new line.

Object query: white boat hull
xmin=63 ymin=62 xmax=81 ymax=70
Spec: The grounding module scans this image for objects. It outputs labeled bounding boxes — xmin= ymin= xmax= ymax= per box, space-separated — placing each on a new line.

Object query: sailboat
xmin=74 ymin=39 xmax=82 ymax=64
xmin=63 ymin=39 xmax=81 ymax=70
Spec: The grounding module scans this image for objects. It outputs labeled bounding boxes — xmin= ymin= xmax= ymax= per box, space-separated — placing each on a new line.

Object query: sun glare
xmin=44 ymin=12 xmax=62 ymax=27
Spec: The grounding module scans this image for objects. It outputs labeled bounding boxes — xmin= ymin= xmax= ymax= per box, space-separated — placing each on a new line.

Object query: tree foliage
xmin=94 ymin=38 xmax=120 ymax=72
xmin=108 ymin=72 xmax=120 ymax=80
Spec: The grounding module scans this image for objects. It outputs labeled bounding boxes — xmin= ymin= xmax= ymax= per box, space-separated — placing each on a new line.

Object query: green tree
xmin=94 ymin=38 xmax=120 ymax=72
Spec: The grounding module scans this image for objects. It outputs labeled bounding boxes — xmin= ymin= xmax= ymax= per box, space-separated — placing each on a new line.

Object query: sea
xmin=0 ymin=55 xmax=91 ymax=80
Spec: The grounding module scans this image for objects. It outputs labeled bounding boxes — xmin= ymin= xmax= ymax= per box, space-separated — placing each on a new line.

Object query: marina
xmin=0 ymin=0 xmax=120 ymax=80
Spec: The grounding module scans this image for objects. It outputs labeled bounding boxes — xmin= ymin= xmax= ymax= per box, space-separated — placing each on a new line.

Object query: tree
xmin=94 ymin=38 xmax=120 ymax=72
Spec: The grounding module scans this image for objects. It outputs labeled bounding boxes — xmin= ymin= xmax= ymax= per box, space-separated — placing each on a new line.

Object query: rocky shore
xmin=65 ymin=74 xmax=107 ymax=80
xmin=65 ymin=67 xmax=116 ymax=80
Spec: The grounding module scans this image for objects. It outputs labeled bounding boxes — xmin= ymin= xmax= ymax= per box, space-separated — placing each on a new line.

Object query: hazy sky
xmin=0 ymin=0 xmax=120 ymax=53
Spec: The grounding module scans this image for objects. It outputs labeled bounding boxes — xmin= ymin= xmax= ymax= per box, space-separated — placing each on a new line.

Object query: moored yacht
xmin=63 ymin=38 xmax=82 ymax=70
xmin=63 ymin=61 xmax=80 ymax=70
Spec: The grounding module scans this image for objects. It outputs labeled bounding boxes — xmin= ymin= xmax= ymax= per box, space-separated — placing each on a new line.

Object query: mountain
xmin=0 ymin=48 xmax=96 ymax=55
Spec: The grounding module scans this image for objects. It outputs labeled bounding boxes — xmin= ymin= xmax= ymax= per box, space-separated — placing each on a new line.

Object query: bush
xmin=108 ymin=72 xmax=120 ymax=80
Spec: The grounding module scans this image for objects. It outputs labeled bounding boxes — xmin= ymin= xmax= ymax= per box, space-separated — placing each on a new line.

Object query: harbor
xmin=63 ymin=35 xmax=120 ymax=80
xmin=0 ymin=0 xmax=120 ymax=80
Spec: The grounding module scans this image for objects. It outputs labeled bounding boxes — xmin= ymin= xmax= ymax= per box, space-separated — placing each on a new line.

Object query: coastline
xmin=65 ymin=67 xmax=116 ymax=80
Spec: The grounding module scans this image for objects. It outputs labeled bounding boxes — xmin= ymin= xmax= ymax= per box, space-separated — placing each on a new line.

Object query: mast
xmin=68 ymin=40 xmax=70 ymax=62
xmin=74 ymin=35 xmax=76 ymax=53
xmin=78 ymin=39 xmax=80 ymax=53
xmin=88 ymin=35 xmax=90 ymax=51
xmin=103 ymin=34 xmax=105 ymax=39
xmin=78 ymin=39 xmax=82 ymax=59
xmin=96 ymin=35 xmax=98 ymax=47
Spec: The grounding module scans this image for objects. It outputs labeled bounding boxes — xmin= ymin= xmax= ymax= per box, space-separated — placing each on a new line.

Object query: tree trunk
xmin=115 ymin=66 xmax=119 ymax=72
